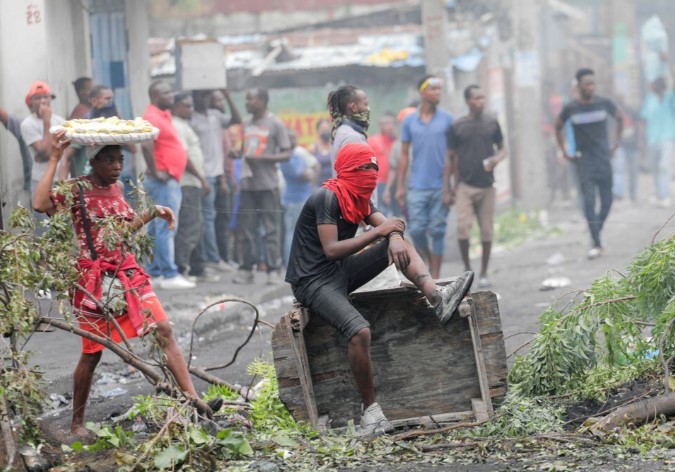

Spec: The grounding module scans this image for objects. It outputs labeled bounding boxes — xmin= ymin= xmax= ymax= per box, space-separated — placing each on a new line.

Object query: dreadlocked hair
xmin=327 ymin=85 xmax=361 ymax=142
xmin=327 ymin=85 xmax=360 ymax=118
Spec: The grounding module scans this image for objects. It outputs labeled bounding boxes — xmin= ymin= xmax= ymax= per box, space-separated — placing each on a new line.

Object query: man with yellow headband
xmin=395 ymin=75 xmax=454 ymax=279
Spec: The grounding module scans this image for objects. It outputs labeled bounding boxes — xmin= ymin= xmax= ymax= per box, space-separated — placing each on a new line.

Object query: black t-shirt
xmin=559 ymin=96 xmax=618 ymax=168
xmin=285 ymin=187 xmax=378 ymax=286
xmin=447 ymin=113 xmax=503 ymax=188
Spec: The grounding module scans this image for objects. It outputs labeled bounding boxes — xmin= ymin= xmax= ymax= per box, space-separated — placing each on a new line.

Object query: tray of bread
xmin=50 ymin=117 xmax=159 ymax=145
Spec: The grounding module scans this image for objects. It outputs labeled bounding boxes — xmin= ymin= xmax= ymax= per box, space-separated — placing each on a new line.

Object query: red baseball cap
xmin=25 ymin=81 xmax=55 ymax=106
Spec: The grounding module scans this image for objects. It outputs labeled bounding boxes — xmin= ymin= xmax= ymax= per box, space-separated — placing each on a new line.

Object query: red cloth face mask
xmin=323 ymin=143 xmax=378 ymax=224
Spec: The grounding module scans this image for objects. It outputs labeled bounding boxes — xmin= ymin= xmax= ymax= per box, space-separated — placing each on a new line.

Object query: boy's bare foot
xmin=69 ymin=424 xmax=95 ymax=441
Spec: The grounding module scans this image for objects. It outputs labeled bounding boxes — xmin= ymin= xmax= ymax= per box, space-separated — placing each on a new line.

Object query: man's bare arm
xmin=318 ymin=217 xmax=404 ymax=261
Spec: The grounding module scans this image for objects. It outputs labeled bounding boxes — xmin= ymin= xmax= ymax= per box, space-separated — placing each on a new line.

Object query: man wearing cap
xmin=396 ymin=75 xmax=454 ymax=279
xmin=286 ymin=142 xmax=473 ymax=436
xmin=21 ymin=81 xmax=68 ymax=231
xmin=141 ymin=80 xmax=196 ymax=290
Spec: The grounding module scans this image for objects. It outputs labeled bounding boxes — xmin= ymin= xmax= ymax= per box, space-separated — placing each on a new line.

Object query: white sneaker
xmin=478 ymin=276 xmax=492 ymax=288
xmin=159 ymin=274 xmax=196 ymax=289
xmin=588 ymin=247 xmax=602 ymax=260
xmin=360 ymin=402 xmax=394 ymax=435
xmin=204 ymin=260 xmax=237 ymax=273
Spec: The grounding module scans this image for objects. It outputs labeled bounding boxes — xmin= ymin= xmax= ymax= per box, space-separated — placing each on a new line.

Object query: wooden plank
xmin=272 ymin=316 xmax=310 ymax=422
xmin=470 ymin=291 xmax=508 ymax=405
xmin=390 ymin=411 xmax=474 ymax=428
xmin=289 ymin=326 xmax=319 ymax=428
xmin=471 ymin=399 xmax=489 ymax=422
xmin=466 ymin=298 xmax=494 ymax=414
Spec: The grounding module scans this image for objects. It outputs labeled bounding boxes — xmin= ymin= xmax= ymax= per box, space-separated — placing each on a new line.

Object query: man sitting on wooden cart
xmin=285 ymin=142 xmax=473 ymax=435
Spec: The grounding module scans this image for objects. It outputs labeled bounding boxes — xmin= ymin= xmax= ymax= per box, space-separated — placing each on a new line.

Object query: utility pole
xmin=421 ymin=0 xmax=452 ymax=109
xmin=510 ymin=0 xmax=547 ymax=209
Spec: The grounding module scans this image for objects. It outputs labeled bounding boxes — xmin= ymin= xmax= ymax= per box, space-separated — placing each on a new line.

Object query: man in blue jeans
xmin=191 ymin=89 xmax=242 ymax=272
xmin=396 ymin=75 xmax=454 ymax=279
xmin=142 ymin=80 xmax=196 ymax=289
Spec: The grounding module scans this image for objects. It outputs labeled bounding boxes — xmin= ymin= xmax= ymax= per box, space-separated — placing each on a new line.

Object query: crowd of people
xmin=4 ymin=64 xmax=675 ymax=436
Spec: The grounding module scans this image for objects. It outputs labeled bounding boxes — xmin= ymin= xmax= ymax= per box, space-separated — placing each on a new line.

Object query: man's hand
xmin=483 ymin=156 xmax=498 ymax=172
xmin=388 ymin=237 xmax=410 ymax=271
xmin=376 ymin=217 xmax=406 ymax=238
xmin=153 ymin=170 xmax=171 ymax=182
xmin=395 ymin=187 xmax=406 ymax=209
xmin=202 ymin=178 xmax=212 ymax=196
xmin=218 ymin=177 xmax=230 ymax=194
xmin=154 ymin=205 xmax=176 ymax=230
xmin=442 ymin=188 xmax=455 ymax=207
xmin=50 ymin=130 xmax=71 ymax=161
xmin=38 ymin=103 xmax=52 ymax=122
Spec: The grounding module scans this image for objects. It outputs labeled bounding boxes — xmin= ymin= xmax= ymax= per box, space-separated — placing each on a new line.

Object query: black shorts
xmin=292 ymin=239 xmax=390 ymax=340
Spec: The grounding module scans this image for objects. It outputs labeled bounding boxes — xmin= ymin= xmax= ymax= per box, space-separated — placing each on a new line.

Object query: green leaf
xmin=272 ymin=434 xmax=299 ymax=447
xmin=153 ymin=445 xmax=187 ymax=469
xmin=188 ymin=425 xmax=209 ymax=445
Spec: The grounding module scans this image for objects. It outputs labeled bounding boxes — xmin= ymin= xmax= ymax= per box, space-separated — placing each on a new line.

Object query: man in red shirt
xmin=368 ymin=112 xmax=396 ymax=216
xmin=142 ymin=80 xmax=196 ymax=289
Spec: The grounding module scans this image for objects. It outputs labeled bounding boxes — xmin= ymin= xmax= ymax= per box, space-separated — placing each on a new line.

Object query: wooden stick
xmin=392 ymin=420 xmax=487 ymax=441
xmin=0 ymin=395 xmax=16 ymax=468
xmin=131 ymin=411 xmax=180 ymax=471
xmin=40 ymin=316 xmax=212 ymax=417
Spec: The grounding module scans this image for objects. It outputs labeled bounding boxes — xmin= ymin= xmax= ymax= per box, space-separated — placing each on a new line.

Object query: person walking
xmin=396 ymin=75 xmax=454 ymax=279
xmin=448 ymin=85 xmax=507 ymax=288
xmin=141 ymin=80 xmax=195 ymax=289
xmin=640 ymin=53 xmax=675 ymax=208
xmin=555 ymin=68 xmax=623 ymax=259
xmin=232 ymin=88 xmax=291 ymax=285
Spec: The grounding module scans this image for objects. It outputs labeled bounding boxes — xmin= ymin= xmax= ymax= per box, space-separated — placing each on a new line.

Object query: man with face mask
xmin=285 ymin=142 xmax=473 ymax=436
xmin=327 ymin=85 xmax=370 ymax=173
xmin=87 ymin=85 xmax=117 ymax=119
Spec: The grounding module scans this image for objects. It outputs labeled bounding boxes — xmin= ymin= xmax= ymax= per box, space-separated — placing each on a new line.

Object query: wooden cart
xmin=272 ymin=280 xmax=507 ymax=431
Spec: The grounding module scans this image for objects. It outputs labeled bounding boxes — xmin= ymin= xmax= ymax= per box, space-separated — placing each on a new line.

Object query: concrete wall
xmin=0 ymin=0 xmax=51 ymax=220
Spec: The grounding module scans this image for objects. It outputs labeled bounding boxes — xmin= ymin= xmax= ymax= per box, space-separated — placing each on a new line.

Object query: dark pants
xmin=237 ymin=189 xmax=282 ymax=272
xmin=576 ymin=164 xmax=613 ymax=247
xmin=215 ymin=185 xmax=232 ymax=262
xmin=292 ymin=240 xmax=390 ymax=340
xmin=174 ymin=186 xmax=204 ymax=275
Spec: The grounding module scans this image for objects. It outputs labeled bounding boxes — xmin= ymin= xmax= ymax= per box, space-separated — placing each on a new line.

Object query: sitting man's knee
xmin=350 ymin=327 xmax=371 ymax=346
